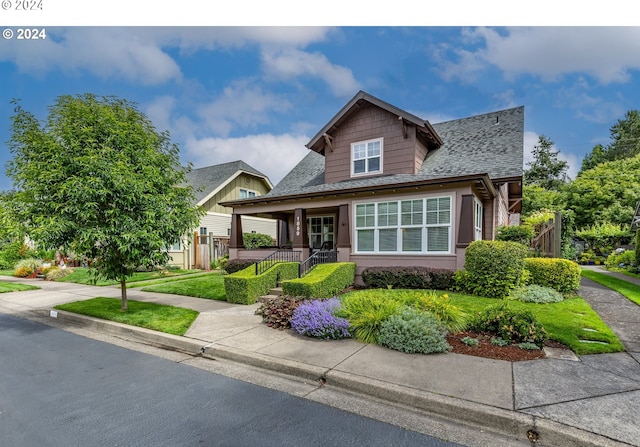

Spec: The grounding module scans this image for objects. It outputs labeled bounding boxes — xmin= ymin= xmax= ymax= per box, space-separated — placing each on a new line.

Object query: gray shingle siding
xmin=266 ymin=105 xmax=524 ymax=199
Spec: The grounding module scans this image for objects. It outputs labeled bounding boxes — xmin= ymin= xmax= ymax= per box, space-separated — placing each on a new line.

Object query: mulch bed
xmin=447 ymin=331 xmax=570 ymax=362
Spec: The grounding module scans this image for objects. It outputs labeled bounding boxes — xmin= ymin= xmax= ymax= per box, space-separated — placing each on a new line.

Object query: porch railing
xmin=255 ymin=249 xmax=302 ymax=276
xmin=298 ymin=250 xmax=338 ymax=277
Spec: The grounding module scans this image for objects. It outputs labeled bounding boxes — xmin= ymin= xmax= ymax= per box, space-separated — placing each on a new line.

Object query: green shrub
xmin=0 ymin=240 xmax=26 ymax=269
xmin=471 ymin=301 xmax=547 ymax=347
xmin=361 ymin=266 xmax=455 ymax=290
xmin=462 ymin=240 xmax=529 ymax=298
xmin=605 ymin=250 xmax=635 ymax=269
xmin=461 ymin=336 xmax=479 ymax=347
xmin=490 ymin=337 xmax=509 ymax=346
xmin=524 ymin=257 xmax=581 ymax=294
xmin=242 ymin=233 xmax=274 ymax=249
xmin=394 ymin=290 xmax=468 ymax=332
xmin=223 ymin=262 xmax=299 ymax=304
xmin=495 ymin=225 xmax=534 ymax=245
xmin=283 ymin=263 xmax=355 ymax=298
xmin=255 ymin=296 xmax=301 ymax=329
xmin=378 ymin=308 xmax=450 ymax=354
xmin=225 ymin=259 xmax=258 ymax=274
xmin=510 ymin=284 xmax=564 ymax=304
xmin=337 ymin=291 xmax=402 ymax=344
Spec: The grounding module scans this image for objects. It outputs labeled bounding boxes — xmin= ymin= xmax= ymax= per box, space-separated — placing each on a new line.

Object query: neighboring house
xmin=168 ymin=160 xmax=277 ymax=269
xmin=220 ymin=91 xmax=524 ymax=283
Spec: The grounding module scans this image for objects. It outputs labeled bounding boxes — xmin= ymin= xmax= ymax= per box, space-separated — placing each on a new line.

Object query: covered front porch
xmin=228 ymin=203 xmax=351 ymax=264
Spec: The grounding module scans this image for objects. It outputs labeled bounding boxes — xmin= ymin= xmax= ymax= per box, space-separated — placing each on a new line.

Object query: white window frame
xmin=351 ymin=137 xmax=383 ymax=177
xmin=474 ymin=198 xmax=483 ymax=241
xmin=239 ymin=188 xmax=257 ymax=199
xmin=353 ymin=194 xmax=453 ymax=255
xmin=307 ymin=215 xmax=335 ymax=250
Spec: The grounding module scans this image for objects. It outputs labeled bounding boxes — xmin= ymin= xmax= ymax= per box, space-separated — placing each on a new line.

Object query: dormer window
xmin=351 ymin=138 xmax=382 ymax=177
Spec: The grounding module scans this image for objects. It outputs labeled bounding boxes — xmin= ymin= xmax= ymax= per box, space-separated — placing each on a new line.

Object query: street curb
xmin=34 ymin=309 xmax=206 ymax=356
xmin=33 ymin=309 xmax=632 ymax=447
xmin=324 ymin=370 xmax=628 ymax=447
xmin=202 ymin=344 xmax=328 ymax=382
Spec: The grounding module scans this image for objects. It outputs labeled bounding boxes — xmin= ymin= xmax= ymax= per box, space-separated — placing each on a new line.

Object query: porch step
xmin=269 ymin=287 xmax=283 ymax=296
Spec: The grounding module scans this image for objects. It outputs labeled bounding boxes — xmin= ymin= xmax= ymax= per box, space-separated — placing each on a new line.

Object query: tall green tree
xmin=606 ymin=110 xmax=640 ymax=162
xmin=564 ymin=154 xmax=640 ymax=229
xmin=579 ymin=144 xmax=607 ymax=175
xmin=524 ymin=135 xmax=569 ymax=191
xmin=6 ymin=94 xmax=204 ymax=309
xmin=579 ymin=110 xmax=640 ymax=175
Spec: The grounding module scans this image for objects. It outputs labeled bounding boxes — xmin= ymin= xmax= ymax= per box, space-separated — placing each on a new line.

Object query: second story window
xmin=351 ymin=138 xmax=382 ymax=177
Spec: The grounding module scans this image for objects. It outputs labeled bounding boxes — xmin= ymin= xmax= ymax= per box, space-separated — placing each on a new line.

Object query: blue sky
xmin=1 ymin=22 xmax=640 ymax=192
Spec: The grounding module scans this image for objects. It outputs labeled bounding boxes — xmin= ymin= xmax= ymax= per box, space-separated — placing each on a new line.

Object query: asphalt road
xmin=0 ymin=313 xmax=462 ymax=447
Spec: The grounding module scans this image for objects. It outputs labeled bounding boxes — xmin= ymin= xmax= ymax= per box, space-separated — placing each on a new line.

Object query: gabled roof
xmin=185 ymin=160 xmax=272 ymax=205
xmin=306 ymin=90 xmax=443 ymax=154
xmin=261 ymin=105 xmax=523 ymax=200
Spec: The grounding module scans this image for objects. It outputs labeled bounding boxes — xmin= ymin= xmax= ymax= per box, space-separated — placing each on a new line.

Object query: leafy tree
xmin=575 ymin=222 xmax=632 ymax=256
xmin=524 ymin=135 xmax=568 ymax=191
xmin=521 ymin=184 xmax=563 ymax=217
xmin=564 ymin=154 xmax=640 ymax=229
xmin=6 ymin=94 xmax=203 ymax=309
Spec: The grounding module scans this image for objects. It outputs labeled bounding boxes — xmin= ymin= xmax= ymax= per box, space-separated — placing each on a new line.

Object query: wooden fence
xmin=531 ymin=212 xmax=562 ymax=257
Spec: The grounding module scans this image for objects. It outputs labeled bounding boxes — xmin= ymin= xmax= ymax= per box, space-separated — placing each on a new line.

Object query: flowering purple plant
xmin=290 ymin=297 xmax=351 ymax=340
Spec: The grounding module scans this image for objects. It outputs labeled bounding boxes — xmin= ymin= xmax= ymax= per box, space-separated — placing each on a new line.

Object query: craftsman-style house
xmin=221 ymin=91 xmax=523 ymax=283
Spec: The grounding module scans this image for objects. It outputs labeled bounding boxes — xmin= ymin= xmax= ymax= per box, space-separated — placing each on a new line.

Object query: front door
xmin=308 ymin=216 xmax=334 ymax=251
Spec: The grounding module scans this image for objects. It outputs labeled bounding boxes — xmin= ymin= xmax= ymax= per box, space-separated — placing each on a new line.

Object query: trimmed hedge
xmin=224 ymin=259 xmax=259 ymax=274
xmin=462 ymin=240 xmax=529 ymax=299
xmin=223 ymin=262 xmax=299 ymax=304
xmin=283 ymin=263 xmax=356 ymax=298
xmin=361 ymin=266 xmax=455 ymax=291
xmin=524 ymin=257 xmax=581 ymax=294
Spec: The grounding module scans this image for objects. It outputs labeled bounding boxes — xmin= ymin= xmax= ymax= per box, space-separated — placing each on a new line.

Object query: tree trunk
xmin=120 ymin=278 xmax=128 ymax=311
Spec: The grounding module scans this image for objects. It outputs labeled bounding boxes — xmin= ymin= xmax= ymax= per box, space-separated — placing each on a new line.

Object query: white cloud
xmin=0 ymin=28 xmax=182 ymax=85
xmin=184 ymin=133 xmax=309 ymax=185
xmin=444 ymin=27 xmax=640 ymax=85
xmin=0 ymin=27 xmax=336 ymax=85
xmin=261 ymin=47 xmax=360 ymax=97
xmin=196 ymin=81 xmax=293 ymax=137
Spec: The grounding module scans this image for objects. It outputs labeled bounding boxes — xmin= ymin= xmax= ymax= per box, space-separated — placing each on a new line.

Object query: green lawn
xmin=140 ymin=271 xmax=227 ymax=300
xmin=56 ymin=267 xmax=203 ymax=286
xmin=54 ymin=297 xmax=199 ymax=336
xmin=340 ymin=289 xmax=624 ymax=355
xmin=581 ymin=269 xmax=640 ymax=306
xmin=0 ymin=281 xmax=40 ymax=293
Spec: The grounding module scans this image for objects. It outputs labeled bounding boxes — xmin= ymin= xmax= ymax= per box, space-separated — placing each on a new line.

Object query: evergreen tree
xmin=524 ymin=135 xmax=568 ymax=191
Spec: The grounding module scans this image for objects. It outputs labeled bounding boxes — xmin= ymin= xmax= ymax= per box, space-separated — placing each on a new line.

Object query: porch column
xmin=229 ymin=213 xmax=244 ymax=249
xmin=457 ymin=195 xmax=474 ymax=248
xmin=291 ymin=208 xmax=309 ymax=259
xmin=335 ymin=204 xmax=350 ymax=260
xmin=292 ymin=208 xmax=308 ymax=249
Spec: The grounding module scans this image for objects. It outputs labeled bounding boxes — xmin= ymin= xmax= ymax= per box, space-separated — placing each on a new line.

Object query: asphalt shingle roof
xmin=266 ymin=105 xmax=524 ymax=199
xmin=185 ymin=160 xmax=270 ymax=203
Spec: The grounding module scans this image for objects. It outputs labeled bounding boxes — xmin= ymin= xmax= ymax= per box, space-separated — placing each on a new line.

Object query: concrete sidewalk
xmin=1 ymin=272 xmax=639 ymax=447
